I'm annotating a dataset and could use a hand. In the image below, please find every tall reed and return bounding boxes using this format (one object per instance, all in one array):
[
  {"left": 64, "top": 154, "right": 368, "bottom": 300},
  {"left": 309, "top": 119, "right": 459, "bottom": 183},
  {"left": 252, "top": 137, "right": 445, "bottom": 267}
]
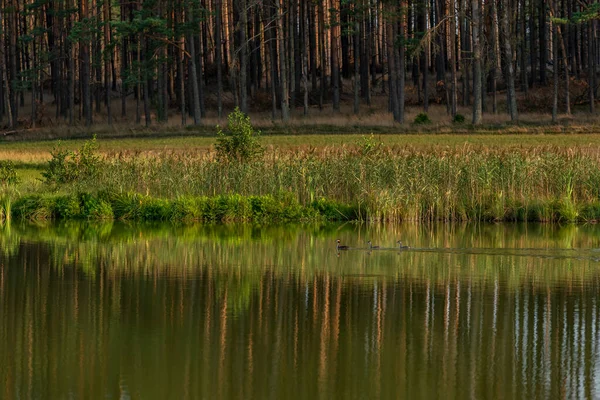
[{"left": 59, "top": 145, "right": 600, "bottom": 222}]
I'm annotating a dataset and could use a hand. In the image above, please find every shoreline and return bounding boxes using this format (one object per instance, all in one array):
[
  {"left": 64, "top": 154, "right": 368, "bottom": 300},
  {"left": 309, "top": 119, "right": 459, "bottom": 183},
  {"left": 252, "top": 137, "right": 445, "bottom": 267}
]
[{"left": 2, "top": 192, "right": 600, "bottom": 223}]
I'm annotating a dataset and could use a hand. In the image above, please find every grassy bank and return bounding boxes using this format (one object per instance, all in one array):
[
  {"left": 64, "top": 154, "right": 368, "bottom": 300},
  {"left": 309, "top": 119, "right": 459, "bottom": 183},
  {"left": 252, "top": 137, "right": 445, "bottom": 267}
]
[
  {"left": 3, "top": 192, "right": 359, "bottom": 222},
  {"left": 3, "top": 134, "right": 600, "bottom": 222}
]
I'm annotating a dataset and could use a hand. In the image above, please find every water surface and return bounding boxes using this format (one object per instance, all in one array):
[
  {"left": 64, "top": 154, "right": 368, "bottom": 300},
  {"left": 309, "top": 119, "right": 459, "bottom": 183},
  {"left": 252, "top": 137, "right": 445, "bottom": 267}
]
[{"left": 1, "top": 222, "right": 599, "bottom": 399}]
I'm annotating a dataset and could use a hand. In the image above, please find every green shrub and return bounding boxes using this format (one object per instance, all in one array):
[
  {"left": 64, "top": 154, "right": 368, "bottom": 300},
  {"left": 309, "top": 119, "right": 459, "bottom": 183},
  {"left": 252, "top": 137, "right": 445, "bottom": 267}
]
[
  {"left": 452, "top": 114, "right": 465, "bottom": 124},
  {"left": 42, "top": 144, "right": 76, "bottom": 184},
  {"left": 250, "top": 195, "right": 282, "bottom": 220},
  {"left": 0, "top": 197, "right": 11, "bottom": 221},
  {"left": 13, "top": 195, "right": 53, "bottom": 220},
  {"left": 110, "top": 192, "right": 143, "bottom": 220},
  {"left": 79, "top": 192, "right": 113, "bottom": 219},
  {"left": 215, "top": 108, "right": 263, "bottom": 163},
  {"left": 171, "top": 197, "right": 200, "bottom": 221},
  {"left": 53, "top": 195, "right": 81, "bottom": 219},
  {"left": 140, "top": 197, "right": 171, "bottom": 220},
  {"left": 356, "top": 134, "right": 383, "bottom": 156},
  {"left": 414, "top": 113, "right": 432, "bottom": 125},
  {"left": 224, "top": 195, "right": 252, "bottom": 221},
  {"left": 42, "top": 136, "right": 101, "bottom": 185},
  {"left": 311, "top": 198, "right": 360, "bottom": 221},
  {"left": 0, "top": 161, "right": 19, "bottom": 187}
]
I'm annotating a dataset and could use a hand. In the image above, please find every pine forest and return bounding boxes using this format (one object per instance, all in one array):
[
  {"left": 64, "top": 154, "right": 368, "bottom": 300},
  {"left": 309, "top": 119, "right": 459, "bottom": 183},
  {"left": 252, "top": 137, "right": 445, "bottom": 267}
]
[{"left": 0, "top": 0, "right": 598, "bottom": 129}]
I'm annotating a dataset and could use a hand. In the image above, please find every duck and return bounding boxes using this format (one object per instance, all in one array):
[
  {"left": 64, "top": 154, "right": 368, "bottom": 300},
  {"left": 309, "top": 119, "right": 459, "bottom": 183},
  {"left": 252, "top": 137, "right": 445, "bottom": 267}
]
[
  {"left": 367, "top": 241, "right": 380, "bottom": 250},
  {"left": 336, "top": 239, "right": 350, "bottom": 251},
  {"left": 397, "top": 240, "right": 409, "bottom": 249}
]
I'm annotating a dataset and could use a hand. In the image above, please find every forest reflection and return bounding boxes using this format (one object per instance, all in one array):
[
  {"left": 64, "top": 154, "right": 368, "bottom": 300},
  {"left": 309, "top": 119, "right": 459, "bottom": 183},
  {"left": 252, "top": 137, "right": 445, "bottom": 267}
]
[{"left": 1, "top": 222, "right": 599, "bottom": 399}]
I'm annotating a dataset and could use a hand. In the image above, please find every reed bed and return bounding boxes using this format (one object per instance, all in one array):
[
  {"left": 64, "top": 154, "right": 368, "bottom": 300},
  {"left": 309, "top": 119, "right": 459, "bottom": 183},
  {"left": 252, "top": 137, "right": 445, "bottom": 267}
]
[
  {"left": 46, "top": 144, "right": 600, "bottom": 222},
  {"left": 5, "top": 143, "right": 600, "bottom": 222}
]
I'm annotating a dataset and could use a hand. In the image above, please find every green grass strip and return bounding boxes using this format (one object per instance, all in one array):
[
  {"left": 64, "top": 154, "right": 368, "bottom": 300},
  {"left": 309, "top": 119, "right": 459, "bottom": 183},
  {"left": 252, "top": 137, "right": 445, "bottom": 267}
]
[
  {"left": 6, "top": 192, "right": 362, "bottom": 223},
  {"left": 4, "top": 191, "right": 600, "bottom": 223}
]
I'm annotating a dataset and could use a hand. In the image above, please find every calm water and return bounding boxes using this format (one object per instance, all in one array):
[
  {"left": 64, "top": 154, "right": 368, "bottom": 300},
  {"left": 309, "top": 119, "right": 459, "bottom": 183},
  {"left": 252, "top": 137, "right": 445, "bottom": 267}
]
[{"left": 1, "top": 222, "right": 600, "bottom": 399}]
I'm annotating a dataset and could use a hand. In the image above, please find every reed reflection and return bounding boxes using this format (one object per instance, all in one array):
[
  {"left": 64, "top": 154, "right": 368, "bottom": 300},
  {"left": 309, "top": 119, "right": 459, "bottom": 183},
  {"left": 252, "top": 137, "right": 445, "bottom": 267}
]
[{"left": 0, "top": 223, "right": 599, "bottom": 399}]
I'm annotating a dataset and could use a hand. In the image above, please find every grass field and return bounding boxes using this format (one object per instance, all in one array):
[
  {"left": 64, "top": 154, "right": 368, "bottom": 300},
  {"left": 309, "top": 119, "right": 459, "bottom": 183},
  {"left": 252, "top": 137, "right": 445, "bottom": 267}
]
[{"left": 5, "top": 133, "right": 600, "bottom": 166}]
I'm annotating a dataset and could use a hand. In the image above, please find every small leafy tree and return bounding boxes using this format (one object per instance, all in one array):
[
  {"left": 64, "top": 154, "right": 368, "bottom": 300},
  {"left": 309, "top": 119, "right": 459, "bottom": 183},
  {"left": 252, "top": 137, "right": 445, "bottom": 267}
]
[
  {"left": 414, "top": 113, "right": 432, "bottom": 125},
  {"left": 42, "top": 136, "right": 101, "bottom": 185},
  {"left": 215, "top": 108, "right": 263, "bottom": 163},
  {"left": 452, "top": 114, "right": 465, "bottom": 124},
  {"left": 356, "top": 133, "right": 383, "bottom": 157},
  {"left": 0, "top": 161, "right": 19, "bottom": 188}
]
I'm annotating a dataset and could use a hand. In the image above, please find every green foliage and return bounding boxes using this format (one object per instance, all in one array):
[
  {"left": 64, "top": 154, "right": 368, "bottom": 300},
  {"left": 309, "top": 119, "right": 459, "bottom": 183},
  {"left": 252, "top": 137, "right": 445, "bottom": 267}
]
[
  {"left": 0, "top": 197, "right": 11, "bottom": 222},
  {"left": 140, "top": 197, "right": 172, "bottom": 220},
  {"left": 6, "top": 192, "right": 329, "bottom": 222},
  {"left": 414, "top": 113, "right": 432, "bottom": 125},
  {"left": 310, "top": 199, "right": 361, "bottom": 221},
  {"left": 0, "top": 161, "right": 19, "bottom": 187},
  {"left": 42, "top": 136, "right": 101, "bottom": 185},
  {"left": 109, "top": 192, "right": 144, "bottom": 220},
  {"left": 171, "top": 197, "right": 201, "bottom": 221},
  {"left": 215, "top": 108, "right": 263, "bottom": 163},
  {"left": 573, "top": 3, "right": 600, "bottom": 23},
  {"left": 79, "top": 192, "right": 113, "bottom": 219},
  {"left": 42, "top": 144, "right": 77, "bottom": 184},
  {"left": 53, "top": 195, "right": 81, "bottom": 219},
  {"left": 356, "top": 134, "right": 383, "bottom": 156},
  {"left": 12, "top": 195, "right": 53, "bottom": 220},
  {"left": 452, "top": 114, "right": 466, "bottom": 124}
]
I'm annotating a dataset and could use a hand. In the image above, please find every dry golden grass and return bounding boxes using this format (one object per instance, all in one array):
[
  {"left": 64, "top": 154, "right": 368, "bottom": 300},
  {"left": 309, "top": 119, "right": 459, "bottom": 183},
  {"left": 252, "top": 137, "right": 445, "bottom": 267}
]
[{"left": 6, "top": 132, "right": 600, "bottom": 166}]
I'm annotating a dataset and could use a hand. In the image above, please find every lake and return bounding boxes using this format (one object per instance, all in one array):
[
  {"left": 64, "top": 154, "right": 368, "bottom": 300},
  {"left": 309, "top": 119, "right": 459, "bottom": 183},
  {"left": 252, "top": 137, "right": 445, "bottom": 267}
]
[{"left": 1, "top": 222, "right": 599, "bottom": 399}]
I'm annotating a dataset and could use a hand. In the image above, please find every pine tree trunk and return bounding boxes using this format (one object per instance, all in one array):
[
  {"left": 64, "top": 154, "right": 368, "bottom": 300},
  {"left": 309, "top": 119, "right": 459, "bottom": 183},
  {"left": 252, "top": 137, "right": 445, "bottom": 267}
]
[
  {"left": 143, "top": 37, "right": 151, "bottom": 126},
  {"left": 318, "top": 0, "right": 325, "bottom": 110},
  {"left": 31, "top": 13, "right": 37, "bottom": 128},
  {"left": 520, "top": 0, "right": 528, "bottom": 93},
  {"left": 460, "top": 0, "right": 468, "bottom": 106},
  {"left": 136, "top": 38, "right": 141, "bottom": 124},
  {"left": 589, "top": 21, "right": 595, "bottom": 113},
  {"left": 398, "top": 4, "right": 405, "bottom": 123},
  {"left": 501, "top": 0, "right": 518, "bottom": 121},
  {"left": 557, "top": 25, "right": 571, "bottom": 115},
  {"left": 81, "top": 0, "right": 92, "bottom": 126},
  {"left": 450, "top": 0, "right": 457, "bottom": 117},
  {"left": 386, "top": 12, "right": 400, "bottom": 122},
  {"left": 177, "top": 0, "right": 186, "bottom": 125},
  {"left": 94, "top": 14, "right": 102, "bottom": 115},
  {"left": 188, "top": 32, "right": 202, "bottom": 125},
  {"left": 266, "top": 0, "right": 279, "bottom": 119},
  {"left": 354, "top": 18, "right": 360, "bottom": 115},
  {"left": 552, "top": 10, "right": 558, "bottom": 123},
  {"left": 529, "top": 0, "right": 537, "bottom": 87},
  {"left": 331, "top": 1, "right": 340, "bottom": 112},
  {"left": 422, "top": 0, "right": 429, "bottom": 112},
  {"left": 361, "top": 0, "right": 370, "bottom": 104},
  {"left": 303, "top": 0, "right": 309, "bottom": 116},
  {"left": 0, "top": 3, "right": 12, "bottom": 128},
  {"left": 276, "top": 0, "right": 289, "bottom": 121},
  {"left": 309, "top": 1, "right": 317, "bottom": 91},
  {"left": 238, "top": 0, "right": 248, "bottom": 113},
  {"left": 215, "top": 0, "right": 223, "bottom": 118},
  {"left": 120, "top": 2, "right": 127, "bottom": 118},
  {"left": 471, "top": 0, "right": 482, "bottom": 124},
  {"left": 539, "top": 0, "right": 547, "bottom": 84},
  {"left": 104, "top": 0, "right": 112, "bottom": 125}
]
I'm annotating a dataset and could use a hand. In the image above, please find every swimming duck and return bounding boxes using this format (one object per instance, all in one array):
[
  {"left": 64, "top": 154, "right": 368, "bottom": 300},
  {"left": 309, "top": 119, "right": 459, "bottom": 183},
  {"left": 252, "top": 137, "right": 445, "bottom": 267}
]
[
  {"left": 397, "top": 240, "right": 409, "bottom": 249},
  {"left": 367, "top": 241, "right": 379, "bottom": 250},
  {"left": 336, "top": 239, "right": 350, "bottom": 251}
]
